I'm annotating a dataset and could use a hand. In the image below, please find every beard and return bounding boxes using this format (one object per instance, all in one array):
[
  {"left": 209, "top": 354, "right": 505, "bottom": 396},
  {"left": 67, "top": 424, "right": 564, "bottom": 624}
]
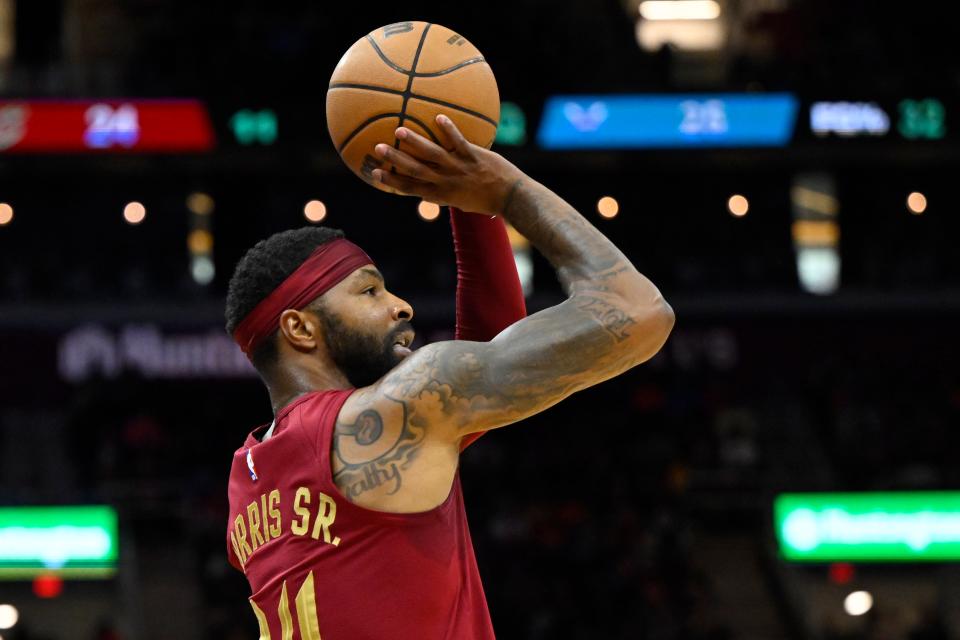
[{"left": 319, "top": 309, "right": 413, "bottom": 388}]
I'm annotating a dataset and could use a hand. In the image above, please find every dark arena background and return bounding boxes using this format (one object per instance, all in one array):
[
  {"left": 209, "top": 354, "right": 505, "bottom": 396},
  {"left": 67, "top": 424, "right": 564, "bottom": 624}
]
[{"left": 2, "top": 1, "right": 960, "bottom": 639}]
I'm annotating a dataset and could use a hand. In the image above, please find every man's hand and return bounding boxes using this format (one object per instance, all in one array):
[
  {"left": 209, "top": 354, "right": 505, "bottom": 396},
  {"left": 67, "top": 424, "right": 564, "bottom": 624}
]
[{"left": 371, "top": 114, "right": 525, "bottom": 216}]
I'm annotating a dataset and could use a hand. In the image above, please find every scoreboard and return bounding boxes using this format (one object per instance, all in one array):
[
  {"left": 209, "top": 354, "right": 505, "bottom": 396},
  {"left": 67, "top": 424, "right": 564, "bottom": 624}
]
[
  {"left": 0, "top": 94, "right": 950, "bottom": 155},
  {"left": 0, "top": 100, "right": 214, "bottom": 153},
  {"left": 536, "top": 93, "right": 950, "bottom": 149},
  {"left": 537, "top": 93, "right": 799, "bottom": 149}
]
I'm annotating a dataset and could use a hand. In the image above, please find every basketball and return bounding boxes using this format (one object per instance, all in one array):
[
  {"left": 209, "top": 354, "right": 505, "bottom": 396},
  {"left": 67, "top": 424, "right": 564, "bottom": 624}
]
[{"left": 326, "top": 21, "right": 500, "bottom": 192}]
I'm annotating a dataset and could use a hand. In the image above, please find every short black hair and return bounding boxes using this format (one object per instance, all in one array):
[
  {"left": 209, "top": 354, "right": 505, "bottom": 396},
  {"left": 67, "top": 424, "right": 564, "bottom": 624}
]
[{"left": 225, "top": 226, "right": 345, "bottom": 371}]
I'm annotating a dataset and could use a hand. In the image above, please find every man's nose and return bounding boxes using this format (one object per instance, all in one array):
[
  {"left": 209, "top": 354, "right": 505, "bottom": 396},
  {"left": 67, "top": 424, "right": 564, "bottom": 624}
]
[{"left": 391, "top": 296, "right": 414, "bottom": 322}]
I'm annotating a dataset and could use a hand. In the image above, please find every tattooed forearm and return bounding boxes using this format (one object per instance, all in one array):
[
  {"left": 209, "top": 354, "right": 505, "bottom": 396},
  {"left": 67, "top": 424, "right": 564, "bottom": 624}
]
[
  {"left": 575, "top": 295, "right": 638, "bottom": 342},
  {"left": 501, "top": 180, "right": 627, "bottom": 291}
]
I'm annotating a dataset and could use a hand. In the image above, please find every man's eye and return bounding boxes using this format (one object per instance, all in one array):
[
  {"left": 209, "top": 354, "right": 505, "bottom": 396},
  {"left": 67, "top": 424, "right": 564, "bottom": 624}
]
[{"left": 363, "top": 288, "right": 376, "bottom": 295}]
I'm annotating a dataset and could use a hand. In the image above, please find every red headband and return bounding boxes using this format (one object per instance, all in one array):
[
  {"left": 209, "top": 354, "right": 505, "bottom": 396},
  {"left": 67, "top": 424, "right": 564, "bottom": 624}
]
[{"left": 233, "top": 238, "right": 375, "bottom": 358}]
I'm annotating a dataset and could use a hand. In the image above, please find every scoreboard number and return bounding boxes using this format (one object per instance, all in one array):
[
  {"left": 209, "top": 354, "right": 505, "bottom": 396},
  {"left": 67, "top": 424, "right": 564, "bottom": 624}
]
[{"left": 84, "top": 103, "right": 140, "bottom": 149}]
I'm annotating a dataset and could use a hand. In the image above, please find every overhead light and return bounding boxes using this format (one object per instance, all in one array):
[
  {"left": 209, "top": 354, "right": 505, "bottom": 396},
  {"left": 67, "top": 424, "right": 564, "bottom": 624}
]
[
  {"left": 191, "top": 255, "right": 215, "bottom": 285},
  {"left": 635, "top": 18, "right": 725, "bottom": 51},
  {"left": 796, "top": 247, "right": 840, "bottom": 295},
  {"left": 32, "top": 573, "right": 64, "bottom": 599},
  {"left": 844, "top": 591, "right": 873, "bottom": 617},
  {"left": 187, "top": 229, "right": 213, "bottom": 255},
  {"left": 791, "top": 221, "right": 839, "bottom": 245},
  {"left": 0, "top": 203, "right": 12, "bottom": 226},
  {"left": 639, "top": 0, "right": 721, "bottom": 21},
  {"left": 0, "top": 604, "right": 17, "bottom": 630},
  {"left": 186, "top": 192, "right": 214, "bottom": 216},
  {"left": 123, "top": 202, "right": 146, "bottom": 225},
  {"left": 907, "top": 191, "right": 927, "bottom": 215},
  {"left": 791, "top": 186, "right": 839, "bottom": 216},
  {"left": 597, "top": 196, "right": 619, "bottom": 219},
  {"left": 417, "top": 200, "right": 441, "bottom": 221},
  {"left": 728, "top": 194, "right": 749, "bottom": 217},
  {"left": 304, "top": 200, "right": 327, "bottom": 223}
]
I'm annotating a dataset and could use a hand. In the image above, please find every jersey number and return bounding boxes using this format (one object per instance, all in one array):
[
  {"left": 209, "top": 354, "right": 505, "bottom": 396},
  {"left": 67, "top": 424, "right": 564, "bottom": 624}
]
[{"left": 249, "top": 571, "right": 322, "bottom": 639}]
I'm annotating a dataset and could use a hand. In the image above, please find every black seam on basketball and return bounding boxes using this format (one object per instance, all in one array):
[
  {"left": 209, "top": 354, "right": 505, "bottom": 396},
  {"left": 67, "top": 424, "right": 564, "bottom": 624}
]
[
  {"left": 413, "top": 57, "right": 486, "bottom": 77},
  {"left": 397, "top": 114, "right": 442, "bottom": 145},
  {"left": 335, "top": 112, "right": 442, "bottom": 156},
  {"left": 395, "top": 23, "right": 432, "bottom": 150},
  {"left": 407, "top": 95, "right": 498, "bottom": 128},
  {"left": 329, "top": 83, "right": 498, "bottom": 128},
  {"left": 337, "top": 113, "right": 404, "bottom": 153},
  {"left": 328, "top": 83, "right": 405, "bottom": 96},
  {"left": 365, "top": 35, "right": 411, "bottom": 74}
]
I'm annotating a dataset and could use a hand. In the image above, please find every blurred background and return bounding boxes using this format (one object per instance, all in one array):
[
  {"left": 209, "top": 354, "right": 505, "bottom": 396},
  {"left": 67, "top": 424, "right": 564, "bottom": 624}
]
[{"left": 1, "top": 0, "right": 960, "bottom": 638}]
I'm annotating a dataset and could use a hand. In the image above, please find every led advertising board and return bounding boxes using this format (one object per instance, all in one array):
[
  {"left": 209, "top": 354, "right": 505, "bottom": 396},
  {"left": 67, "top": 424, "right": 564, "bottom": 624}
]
[
  {"left": 537, "top": 93, "right": 798, "bottom": 149},
  {"left": 0, "top": 100, "right": 215, "bottom": 153},
  {"left": 0, "top": 506, "right": 118, "bottom": 578},
  {"left": 775, "top": 492, "right": 960, "bottom": 562}
]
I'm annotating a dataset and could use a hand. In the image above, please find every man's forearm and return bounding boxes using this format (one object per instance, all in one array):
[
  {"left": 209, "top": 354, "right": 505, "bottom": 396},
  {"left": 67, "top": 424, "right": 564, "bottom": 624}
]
[{"left": 500, "top": 178, "right": 647, "bottom": 300}]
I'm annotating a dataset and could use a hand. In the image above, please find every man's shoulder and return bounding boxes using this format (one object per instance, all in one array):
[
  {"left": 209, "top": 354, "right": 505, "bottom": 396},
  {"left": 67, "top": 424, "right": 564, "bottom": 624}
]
[{"left": 283, "top": 388, "right": 356, "bottom": 428}]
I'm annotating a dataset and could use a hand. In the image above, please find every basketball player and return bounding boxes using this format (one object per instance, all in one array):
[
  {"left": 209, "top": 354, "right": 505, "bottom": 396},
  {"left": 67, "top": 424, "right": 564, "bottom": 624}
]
[{"left": 224, "top": 115, "right": 674, "bottom": 639}]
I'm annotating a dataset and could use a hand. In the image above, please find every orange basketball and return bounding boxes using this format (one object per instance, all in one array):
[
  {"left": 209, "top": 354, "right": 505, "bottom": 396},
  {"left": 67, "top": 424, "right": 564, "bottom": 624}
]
[{"left": 326, "top": 21, "right": 500, "bottom": 192}]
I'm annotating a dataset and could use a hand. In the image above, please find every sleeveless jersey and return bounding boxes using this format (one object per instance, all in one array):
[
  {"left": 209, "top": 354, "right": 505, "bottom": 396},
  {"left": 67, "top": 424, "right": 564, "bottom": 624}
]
[{"left": 226, "top": 389, "right": 495, "bottom": 639}]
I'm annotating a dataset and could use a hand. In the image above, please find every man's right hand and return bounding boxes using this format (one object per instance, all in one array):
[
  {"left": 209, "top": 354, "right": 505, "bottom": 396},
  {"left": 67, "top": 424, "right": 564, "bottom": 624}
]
[{"left": 371, "top": 114, "right": 525, "bottom": 216}]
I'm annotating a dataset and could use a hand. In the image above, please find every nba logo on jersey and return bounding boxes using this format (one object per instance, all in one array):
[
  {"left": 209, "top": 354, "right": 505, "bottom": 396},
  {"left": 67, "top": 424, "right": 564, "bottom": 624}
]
[{"left": 246, "top": 448, "right": 258, "bottom": 482}]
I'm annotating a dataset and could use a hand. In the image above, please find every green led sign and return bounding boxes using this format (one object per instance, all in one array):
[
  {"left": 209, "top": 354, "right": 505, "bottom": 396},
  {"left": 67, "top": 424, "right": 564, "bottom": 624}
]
[
  {"left": 898, "top": 99, "right": 945, "bottom": 139},
  {"left": 495, "top": 101, "right": 526, "bottom": 146},
  {"left": 0, "top": 506, "right": 118, "bottom": 578},
  {"left": 230, "top": 109, "right": 278, "bottom": 145},
  {"left": 775, "top": 492, "right": 960, "bottom": 562}
]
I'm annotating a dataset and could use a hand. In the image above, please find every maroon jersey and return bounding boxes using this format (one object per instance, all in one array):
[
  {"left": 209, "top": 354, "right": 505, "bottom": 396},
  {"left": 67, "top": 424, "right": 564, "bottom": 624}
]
[{"left": 226, "top": 389, "right": 495, "bottom": 640}]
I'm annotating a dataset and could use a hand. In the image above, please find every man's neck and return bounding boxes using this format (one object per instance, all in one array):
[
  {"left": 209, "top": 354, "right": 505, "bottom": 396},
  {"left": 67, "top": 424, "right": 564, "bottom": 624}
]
[{"left": 267, "top": 365, "right": 352, "bottom": 416}]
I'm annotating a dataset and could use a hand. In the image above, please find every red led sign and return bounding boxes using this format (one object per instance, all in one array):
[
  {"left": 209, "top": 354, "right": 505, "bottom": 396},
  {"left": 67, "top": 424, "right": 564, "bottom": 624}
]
[{"left": 0, "top": 99, "right": 215, "bottom": 153}]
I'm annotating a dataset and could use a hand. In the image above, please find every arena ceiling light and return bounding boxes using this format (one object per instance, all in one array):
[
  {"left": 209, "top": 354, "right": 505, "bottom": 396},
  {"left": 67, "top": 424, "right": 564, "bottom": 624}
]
[
  {"left": 907, "top": 192, "right": 927, "bottom": 215},
  {"left": 727, "top": 195, "right": 749, "bottom": 217},
  {"left": 304, "top": 200, "right": 327, "bottom": 223},
  {"left": 417, "top": 201, "right": 441, "bottom": 221},
  {"left": 844, "top": 591, "right": 873, "bottom": 616},
  {"left": 597, "top": 196, "right": 619, "bottom": 219},
  {"left": 0, "top": 604, "right": 17, "bottom": 630},
  {"left": 123, "top": 202, "right": 146, "bottom": 225},
  {"left": 639, "top": 0, "right": 721, "bottom": 21}
]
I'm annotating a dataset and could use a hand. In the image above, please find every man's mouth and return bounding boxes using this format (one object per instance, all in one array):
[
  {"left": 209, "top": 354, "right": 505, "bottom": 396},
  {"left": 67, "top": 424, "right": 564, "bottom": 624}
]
[{"left": 392, "top": 331, "right": 415, "bottom": 357}]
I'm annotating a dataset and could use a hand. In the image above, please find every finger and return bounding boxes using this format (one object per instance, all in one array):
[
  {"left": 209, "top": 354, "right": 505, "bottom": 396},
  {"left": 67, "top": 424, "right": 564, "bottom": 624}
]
[
  {"left": 375, "top": 144, "right": 439, "bottom": 182},
  {"left": 371, "top": 168, "right": 439, "bottom": 200},
  {"left": 395, "top": 127, "right": 447, "bottom": 164},
  {"left": 434, "top": 114, "right": 470, "bottom": 157}
]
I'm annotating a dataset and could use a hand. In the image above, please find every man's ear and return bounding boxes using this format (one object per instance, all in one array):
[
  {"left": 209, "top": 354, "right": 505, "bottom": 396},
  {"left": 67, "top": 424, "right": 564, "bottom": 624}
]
[{"left": 278, "top": 309, "right": 320, "bottom": 353}]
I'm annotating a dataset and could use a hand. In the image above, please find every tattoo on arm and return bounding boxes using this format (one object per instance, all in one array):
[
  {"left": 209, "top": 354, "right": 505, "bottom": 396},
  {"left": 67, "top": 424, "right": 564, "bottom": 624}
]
[
  {"left": 501, "top": 181, "right": 625, "bottom": 291},
  {"left": 377, "top": 288, "right": 649, "bottom": 435},
  {"left": 349, "top": 183, "right": 671, "bottom": 443},
  {"left": 575, "top": 295, "right": 637, "bottom": 342},
  {"left": 332, "top": 398, "right": 426, "bottom": 499}
]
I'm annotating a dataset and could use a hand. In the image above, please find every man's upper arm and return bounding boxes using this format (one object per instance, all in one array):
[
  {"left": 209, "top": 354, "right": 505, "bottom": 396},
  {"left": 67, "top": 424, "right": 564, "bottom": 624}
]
[{"left": 371, "top": 290, "right": 673, "bottom": 439}]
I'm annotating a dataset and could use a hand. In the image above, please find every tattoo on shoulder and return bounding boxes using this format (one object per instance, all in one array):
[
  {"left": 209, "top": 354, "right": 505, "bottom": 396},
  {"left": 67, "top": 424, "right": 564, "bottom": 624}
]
[{"left": 332, "top": 396, "right": 426, "bottom": 500}]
